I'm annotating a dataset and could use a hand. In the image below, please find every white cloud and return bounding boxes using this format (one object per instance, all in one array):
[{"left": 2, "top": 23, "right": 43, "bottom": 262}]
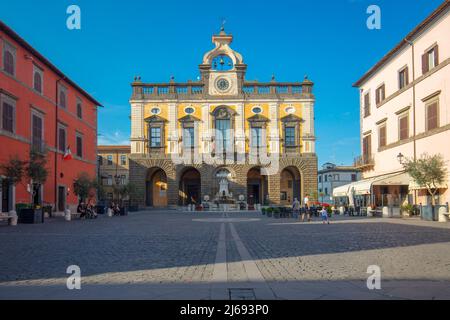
[{"left": 98, "top": 131, "right": 130, "bottom": 146}]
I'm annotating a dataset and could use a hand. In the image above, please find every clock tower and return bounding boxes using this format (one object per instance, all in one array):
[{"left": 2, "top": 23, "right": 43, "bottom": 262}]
[{"left": 199, "top": 26, "right": 247, "bottom": 97}]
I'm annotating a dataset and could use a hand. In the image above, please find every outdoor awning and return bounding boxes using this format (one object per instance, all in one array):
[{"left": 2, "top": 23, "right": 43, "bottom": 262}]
[
  {"left": 332, "top": 184, "right": 352, "bottom": 197},
  {"left": 409, "top": 181, "right": 448, "bottom": 190},
  {"left": 351, "top": 177, "right": 379, "bottom": 195},
  {"left": 372, "top": 172, "right": 411, "bottom": 186},
  {"left": 335, "top": 172, "right": 412, "bottom": 197}
]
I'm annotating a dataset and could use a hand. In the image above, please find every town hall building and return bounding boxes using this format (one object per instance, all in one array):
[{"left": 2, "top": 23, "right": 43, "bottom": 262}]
[{"left": 129, "top": 27, "right": 317, "bottom": 209}]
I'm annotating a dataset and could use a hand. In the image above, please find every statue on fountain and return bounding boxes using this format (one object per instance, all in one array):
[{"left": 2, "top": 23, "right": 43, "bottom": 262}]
[{"left": 219, "top": 178, "right": 230, "bottom": 199}]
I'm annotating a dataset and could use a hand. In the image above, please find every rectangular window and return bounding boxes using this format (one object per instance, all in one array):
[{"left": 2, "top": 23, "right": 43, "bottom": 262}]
[
  {"left": 107, "top": 176, "right": 113, "bottom": 186},
  {"left": 150, "top": 127, "right": 161, "bottom": 147},
  {"left": 284, "top": 127, "right": 296, "bottom": 147},
  {"left": 183, "top": 127, "right": 195, "bottom": 148},
  {"left": 423, "top": 45, "right": 439, "bottom": 74},
  {"left": 251, "top": 127, "right": 263, "bottom": 148},
  {"left": 318, "top": 176, "right": 322, "bottom": 183},
  {"left": 325, "top": 188, "right": 328, "bottom": 195},
  {"left": 399, "top": 67, "right": 409, "bottom": 90},
  {"left": 363, "top": 135, "right": 371, "bottom": 162},
  {"left": 76, "top": 134, "right": 83, "bottom": 158},
  {"left": 58, "top": 126, "right": 66, "bottom": 152},
  {"left": 399, "top": 114, "right": 409, "bottom": 141},
  {"left": 426, "top": 101, "right": 439, "bottom": 131},
  {"left": 215, "top": 119, "right": 231, "bottom": 152},
  {"left": 1, "top": 96, "right": 15, "bottom": 133},
  {"left": 76, "top": 98, "right": 83, "bottom": 119},
  {"left": 32, "top": 113, "right": 43, "bottom": 147},
  {"left": 120, "top": 155, "right": 127, "bottom": 166},
  {"left": 107, "top": 155, "right": 113, "bottom": 166},
  {"left": 351, "top": 174, "right": 357, "bottom": 182},
  {"left": 378, "top": 125, "right": 387, "bottom": 148},
  {"left": 98, "top": 156, "right": 103, "bottom": 166},
  {"left": 364, "top": 92, "right": 370, "bottom": 117},
  {"left": 3, "top": 41, "right": 16, "bottom": 76},
  {"left": 120, "top": 175, "right": 126, "bottom": 185},
  {"left": 375, "top": 84, "right": 385, "bottom": 105}
]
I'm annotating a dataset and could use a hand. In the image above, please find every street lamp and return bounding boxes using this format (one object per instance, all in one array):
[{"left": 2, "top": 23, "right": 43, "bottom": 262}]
[{"left": 397, "top": 152, "right": 405, "bottom": 165}]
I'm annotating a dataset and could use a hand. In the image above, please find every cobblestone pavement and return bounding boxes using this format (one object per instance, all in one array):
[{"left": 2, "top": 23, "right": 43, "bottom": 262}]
[{"left": 0, "top": 211, "right": 450, "bottom": 299}]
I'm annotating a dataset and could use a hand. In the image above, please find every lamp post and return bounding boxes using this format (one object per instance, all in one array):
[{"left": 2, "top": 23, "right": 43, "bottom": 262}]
[
  {"left": 114, "top": 174, "right": 121, "bottom": 203},
  {"left": 397, "top": 152, "right": 405, "bottom": 165}
]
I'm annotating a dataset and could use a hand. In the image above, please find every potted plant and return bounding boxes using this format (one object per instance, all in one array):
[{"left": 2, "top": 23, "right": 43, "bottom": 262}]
[
  {"left": 267, "top": 207, "right": 273, "bottom": 217},
  {"left": 401, "top": 204, "right": 414, "bottom": 217},
  {"left": 273, "top": 207, "right": 281, "bottom": 219},
  {"left": 261, "top": 208, "right": 267, "bottom": 215}
]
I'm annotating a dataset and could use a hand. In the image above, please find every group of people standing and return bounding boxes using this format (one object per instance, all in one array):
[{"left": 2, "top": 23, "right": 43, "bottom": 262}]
[{"left": 292, "top": 195, "right": 330, "bottom": 224}]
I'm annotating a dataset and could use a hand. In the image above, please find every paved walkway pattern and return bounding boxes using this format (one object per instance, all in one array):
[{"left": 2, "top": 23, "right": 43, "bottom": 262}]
[{"left": 1, "top": 211, "right": 450, "bottom": 299}]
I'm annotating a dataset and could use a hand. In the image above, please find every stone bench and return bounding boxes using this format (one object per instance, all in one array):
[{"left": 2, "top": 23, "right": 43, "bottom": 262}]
[{"left": 0, "top": 211, "right": 18, "bottom": 226}]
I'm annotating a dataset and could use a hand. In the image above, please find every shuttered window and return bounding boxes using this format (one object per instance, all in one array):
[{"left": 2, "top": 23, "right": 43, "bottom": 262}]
[
  {"left": 426, "top": 101, "right": 439, "bottom": 131},
  {"left": 2, "top": 100, "right": 15, "bottom": 133},
  {"left": 58, "top": 127, "right": 66, "bottom": 152},
  {"left": 399, "top": 114, "right": 409, "bottom": 141},
  {"left": 379, "top": 125, "right": 387, "bottom": 148},
  {"left": 76, "top": 135, "right": 83, "bottom": 158},
  {"left": 363, "top": 135, "right": 371, "bottom": 161},
  {"left": 399, "top": 67, "right": 409, "bottom": 90},
  {"left": 376, "top": 85, "right": 385, "bottom": 105},
  {"left": 3, "top": 43, "right": 16, "bottom": 76},
  {"left": 364, "top": 93, "right": 370, "bottom": 117},
  {"left": 422, "top": 45, "right": 439, "bottom": 74}
]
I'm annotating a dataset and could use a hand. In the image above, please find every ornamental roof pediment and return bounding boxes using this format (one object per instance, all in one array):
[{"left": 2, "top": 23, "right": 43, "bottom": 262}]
[
  {"left": 281, "top": 114, "right": 303, "bottom": 123},
  {"left": 144, "top": 115, "right": 168, "bottom": 123},
  {"left": 247, "top": 114, "right": 269, "bottom": 122},
  {"left": 179, "top": 115, "right": 201, "bottom": 122}
]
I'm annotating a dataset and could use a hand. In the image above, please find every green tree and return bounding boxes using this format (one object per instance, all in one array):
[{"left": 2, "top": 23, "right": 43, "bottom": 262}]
[
  {"left": 403, "top": 153, "right": 447, "bottom": 206},
  {"left": 73, "top": 172, "right": 94, "bottom": 204},
  {"left": 27, "top": 150, "right": 48, "bottom": 206},
  {"left": 0, "top": 155, "right": 26, "bottom": 186},
  {"left": 93, "top": 178, "right": 106, "bottom": 201}
]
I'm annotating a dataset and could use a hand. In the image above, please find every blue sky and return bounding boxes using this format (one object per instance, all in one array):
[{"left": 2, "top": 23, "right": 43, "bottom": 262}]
[{"left": 1, "top": 0, "right": 444, "bottom": 166}]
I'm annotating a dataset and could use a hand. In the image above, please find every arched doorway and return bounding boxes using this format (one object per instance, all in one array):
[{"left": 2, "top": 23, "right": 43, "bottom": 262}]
[
  {"left": 146, "top": 168, "right": 168, "bottom": 207},
  {"left": 179, "top": 168, "right": 201, "bottom": 205},
  {"left": 247, "top": 167, "right": 268, "bottom": 206},
  {"left": 280, "top": 167, "right": 301, "bottom": 206}
]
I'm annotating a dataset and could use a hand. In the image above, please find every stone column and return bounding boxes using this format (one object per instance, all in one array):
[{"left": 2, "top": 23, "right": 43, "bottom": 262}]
[
  {"left": 166, "top": 168, "right": 178, "bottom": 207},
  {"left": 130, "top": 103, "right": 144, "bottom": 154},
  {"left": 168, "top": 103, "right": 179, "bottom": 155},
  {"left": 269, "top": 102, "right": 280, "bottom": 154},
  {"left": 201, "top": 103, "right": 212, "bottom": 153},
  {"left": 267, "top": 172, "right": 281, "bottom": 205},
  {"left": 128, "top": 158, "right": 147, "bottom": 207},
  {"left": 235, "top": 103, "right": 246, "bottom": 155},
  {"left": 302, "top": 102, "right": 315, "bottom": 153}
]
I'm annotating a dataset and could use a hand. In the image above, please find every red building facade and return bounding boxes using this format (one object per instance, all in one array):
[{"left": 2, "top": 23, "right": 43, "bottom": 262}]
[{"left": 0, "top": 21, "right": 101, "bottom": 214}]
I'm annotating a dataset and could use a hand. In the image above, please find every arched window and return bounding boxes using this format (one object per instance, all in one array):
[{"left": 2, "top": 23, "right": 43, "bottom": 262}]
[
  {"left": 211, "top": 54, "right": 233, "bottom": 71},
  {"left": 4, "top": 50, "right": 15, "bottom": 76},
  {"left": 34, "top": 70, "right": 42, "bottom": 93}
]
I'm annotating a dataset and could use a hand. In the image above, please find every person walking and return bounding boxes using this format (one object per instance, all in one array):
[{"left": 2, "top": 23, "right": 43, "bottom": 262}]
[
  {"left": 321, "top": 207, "right": 330, "bottom": 224},
  {"left": 292, "top": 198, "right": 301, "bottom": 220}
]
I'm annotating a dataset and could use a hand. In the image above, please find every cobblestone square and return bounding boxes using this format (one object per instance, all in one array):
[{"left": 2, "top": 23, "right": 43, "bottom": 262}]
[{"left": 1, "top": 211, "right": 450, "bottom": 300}]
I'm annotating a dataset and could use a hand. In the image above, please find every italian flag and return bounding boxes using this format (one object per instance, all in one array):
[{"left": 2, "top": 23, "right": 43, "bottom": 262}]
[{"left": 63, "top": 147, "right": 72, "bottom": 161}]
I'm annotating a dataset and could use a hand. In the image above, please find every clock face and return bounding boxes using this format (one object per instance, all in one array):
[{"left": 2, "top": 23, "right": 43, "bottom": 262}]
[{"left": 216, "top": 78, "right": 230, "bottom": 91}]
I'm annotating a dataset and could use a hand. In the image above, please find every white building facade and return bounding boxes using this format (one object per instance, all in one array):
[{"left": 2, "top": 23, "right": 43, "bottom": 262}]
[{"left": 353, "top": 1, "right": 450, "bottom": 210}]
